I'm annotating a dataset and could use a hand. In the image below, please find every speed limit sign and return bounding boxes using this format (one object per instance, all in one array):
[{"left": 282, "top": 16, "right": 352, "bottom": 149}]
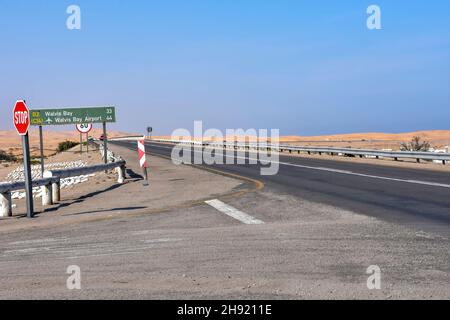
[{"left": 76, "top": 123, "right": 93, "bottom": 133}]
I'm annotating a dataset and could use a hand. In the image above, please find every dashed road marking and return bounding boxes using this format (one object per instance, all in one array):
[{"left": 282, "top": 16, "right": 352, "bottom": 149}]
[{"left": 205, "top": 199, "right": 264, "bottom": 225}]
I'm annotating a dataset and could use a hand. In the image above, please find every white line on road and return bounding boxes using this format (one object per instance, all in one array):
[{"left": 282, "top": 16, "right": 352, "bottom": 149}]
[
  {"left": 205, "top": 199, "right": 264, "bottom": 225},
  {"left": 147, "top": 143, "right": 450, "bottom": 189}
]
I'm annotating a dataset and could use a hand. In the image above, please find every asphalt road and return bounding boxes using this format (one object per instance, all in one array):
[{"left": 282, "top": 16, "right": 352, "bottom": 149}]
[
  {"left": 115, "top": 141, "right": 450, "bottom": 238},
  {"left": 1, "top": 141, "right": 449, "bottom": 299}
]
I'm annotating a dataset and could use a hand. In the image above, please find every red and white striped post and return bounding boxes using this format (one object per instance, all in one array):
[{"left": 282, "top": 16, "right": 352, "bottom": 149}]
[{"left": 138, "top": 139, "right": 149, "bottom": 186}]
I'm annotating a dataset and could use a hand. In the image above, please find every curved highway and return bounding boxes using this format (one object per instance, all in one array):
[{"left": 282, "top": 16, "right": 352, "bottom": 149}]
[{"left": 113, "top": 141, "right": 450, "bottom": 238}]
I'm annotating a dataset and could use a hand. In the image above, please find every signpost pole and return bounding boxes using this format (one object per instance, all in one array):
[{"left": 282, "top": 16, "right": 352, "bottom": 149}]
[
  {"left": 143, "top": 167, "right": 149, "bottom": 186},
  {"left": 39, "top": 125, "right": 44, "bottom": 178},
  {"left": 86, "top": 133, "right": 89, "bottom": 153},
  {"left": 14, "top": 100, "right": 33, "bottom": 218},
  {"left": 102, "top": 122, "right": 108, "bottom": 164},
  {"left": 22, "top": 132, "right": 34, "bottom": 218}
]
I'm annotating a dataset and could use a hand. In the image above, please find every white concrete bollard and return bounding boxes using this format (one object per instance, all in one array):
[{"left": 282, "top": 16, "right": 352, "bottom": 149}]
[
  {"left": 52, "top": 181, "right": 61, "bottom": 202},
  {"left": 117, "top": 165, "right": 126, "bottom": 184},
  {"left": 44, "top": 171, "right": 61, "bottom": 203},
  {"left": 41, "top": 183, "right": 53, "bottom": 206},
  {"left": 0, "top": 192, "right": 12, "bottom": 218}
]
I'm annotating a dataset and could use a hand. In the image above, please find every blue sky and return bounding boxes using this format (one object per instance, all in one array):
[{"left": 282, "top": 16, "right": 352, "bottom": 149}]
[{"left": 0, "top": 0, "right": 449, "bottom": 136}]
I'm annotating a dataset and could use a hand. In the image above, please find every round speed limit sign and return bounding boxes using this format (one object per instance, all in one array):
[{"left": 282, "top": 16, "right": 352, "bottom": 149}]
[{"left": 76, "top": 123, "right": 93, "bottom": 134}]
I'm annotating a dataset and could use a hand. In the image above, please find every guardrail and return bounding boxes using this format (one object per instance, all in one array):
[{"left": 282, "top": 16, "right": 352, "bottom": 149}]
[
  {"left": 0, "top": 161, "right": 126, "bottom": 218},
  {"left": 148, "top": 139, "right": 450, "bottom": 165},
  {"left": 108, "top": 136, "right": 146, "bottom": 142}
]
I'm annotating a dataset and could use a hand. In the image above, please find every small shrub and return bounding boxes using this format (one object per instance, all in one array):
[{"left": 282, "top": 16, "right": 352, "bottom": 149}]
[
  {"left": 57, "top": 140, "right": 80, "bottom": 153},
  {"left": 0, "top": 150, "right": 17, "bottom": 162},
  {"left": 400, "top": 136, "right": 431, "bottom": 152}
]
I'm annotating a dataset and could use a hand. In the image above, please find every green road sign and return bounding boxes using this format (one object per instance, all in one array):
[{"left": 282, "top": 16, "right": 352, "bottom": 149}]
[{"left": 30, "top": 106, "right": 116, "bottom": 126}]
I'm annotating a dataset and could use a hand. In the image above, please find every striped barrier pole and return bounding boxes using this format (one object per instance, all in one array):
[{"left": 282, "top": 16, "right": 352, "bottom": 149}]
[{"left": 138, "top": 139, "right": 149, "bottom": 186}]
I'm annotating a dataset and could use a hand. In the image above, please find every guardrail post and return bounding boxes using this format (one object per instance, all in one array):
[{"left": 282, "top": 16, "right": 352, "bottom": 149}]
[
  {"left": 52, "top": 181, "right": 61, "bottom": 202},
  {"left": 443, "top": 160, "right": 446, "bottom": 165},
  {"left": 416, "top": 158, "right": 420, "bottom": 163},
  {"left": 0, "top": 191, "right": 12, "bottom": 218},
  {"left": 41, "top": 182, "right": 53, "bottom": 206},
  {"left": 117, "top": 165, "right": 126, "bottom": 183},
  {"left": 44, "top": 171, "right": 61, "bottom": 203}
]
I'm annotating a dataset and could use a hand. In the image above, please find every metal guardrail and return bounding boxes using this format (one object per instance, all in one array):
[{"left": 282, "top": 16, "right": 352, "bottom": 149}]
[
  {"left": 148, "top": 138, "right": 450, "bottom": 164},
  {"left": 0, "top": 177, "right": 60, "bottom": 194},
  {"left": 108, "top": 136, "right": 146, "bottom": 142},
  {"left": 47, "top": 161, "right": 126, "bottom": 179},
  {"left": 0, "top": 161, "right": 126, "bottom": 218}
]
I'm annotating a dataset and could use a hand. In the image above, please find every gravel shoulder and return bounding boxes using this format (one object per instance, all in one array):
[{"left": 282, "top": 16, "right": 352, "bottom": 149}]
[
  {"left": 0, "top": 143, "right": 244, "bottom": 233},
  {"left": 0, "top": 184, "right": 448, "bottom": 299}
]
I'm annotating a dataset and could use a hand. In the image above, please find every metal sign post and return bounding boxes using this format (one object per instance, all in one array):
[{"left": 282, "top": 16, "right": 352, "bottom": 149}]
[
  {"left": 13, "top": 100, "right": 34, "bottom": 218},
  {"left": 147, "top": 127, "right": 153, "bottom": 139},
  {"left": 22, "top": 133, "right": 34, "bottom": 218},
  {"left": 103, "top": 122, "right": 108, "bottom": 164},
  {"left": 80, "top": 133, "right": 83, "bottom": 154},
  {"left": 76, "top": 123, "right": 93, "bottom": 155},
  {"left": 39, "top": 125, "right": 45, "bottom": 178}
]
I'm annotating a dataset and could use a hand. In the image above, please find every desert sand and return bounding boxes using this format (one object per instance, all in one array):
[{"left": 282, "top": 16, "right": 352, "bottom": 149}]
[
  {"left": 2, "top": 130, "right": 449, "bottom": 161},
  {"left": 0, "top": 129, "right": 134, "bottom": 158}
]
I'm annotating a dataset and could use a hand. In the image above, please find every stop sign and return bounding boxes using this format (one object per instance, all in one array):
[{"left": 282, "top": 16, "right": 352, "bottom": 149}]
[{"left": 13, "top": 100, "right": 30, "bottom": 136}]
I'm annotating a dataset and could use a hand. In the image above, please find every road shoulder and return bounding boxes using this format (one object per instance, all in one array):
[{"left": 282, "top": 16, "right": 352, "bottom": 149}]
[{"left": 0, "top": 144, "right": 248, "bottom": 233}]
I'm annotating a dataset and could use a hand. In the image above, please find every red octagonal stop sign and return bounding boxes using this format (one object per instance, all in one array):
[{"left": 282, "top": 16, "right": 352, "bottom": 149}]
[{"left": 13, "top": 100, "right": 30, "bottom": 136}]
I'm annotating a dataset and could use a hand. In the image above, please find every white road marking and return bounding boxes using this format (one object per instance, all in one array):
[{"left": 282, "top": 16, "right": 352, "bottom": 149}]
[
  {"left": 65, "top": 250, "right": 153, "bottom": 260},
  {"left": 8, "top": 238, "right": 68, "bottom": 246},
  {"left": 3, "top": 247, "right": 52, "bottom": 255},
  {"left": 205, "top": 199, "right": 264, "bottom": 225},
  {"left": 270, "top": 161, "right": 450, "bottom": 188},
  {"left": 147, "top": 143, "right": 450, "bottom": 189},
  {"left": 143, "top": 238, "right": 184, "bottom": 244}
]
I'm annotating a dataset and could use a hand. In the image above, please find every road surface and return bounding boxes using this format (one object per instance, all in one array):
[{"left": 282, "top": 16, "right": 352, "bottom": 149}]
[
  {"left": 0, "top": 140, "right": 449, "bottom": 299},
  {"left": 116, "top": 141, "right": 450, "bottom": 238}
]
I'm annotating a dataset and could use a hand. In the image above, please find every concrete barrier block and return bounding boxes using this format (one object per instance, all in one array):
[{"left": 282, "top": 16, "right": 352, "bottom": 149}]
[{"left": 0, "top": 192, "right": 12, "bottom": 218}]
